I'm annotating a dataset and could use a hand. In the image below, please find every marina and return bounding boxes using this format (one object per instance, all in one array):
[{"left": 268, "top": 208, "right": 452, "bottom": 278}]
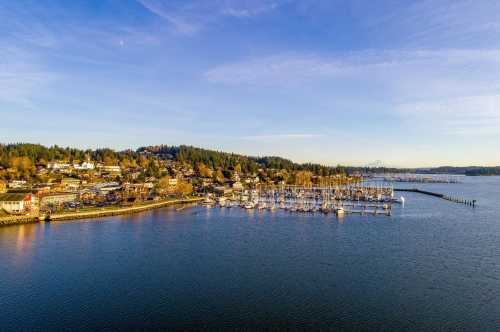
[{"left": 202, "top": 184, "right": 403, "bottom": 216}]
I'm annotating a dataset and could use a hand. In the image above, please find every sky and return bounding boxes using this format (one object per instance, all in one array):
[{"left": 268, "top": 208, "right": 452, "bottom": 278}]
[{"left": 1, "top": 0, "right": 500, "bottom": 167}]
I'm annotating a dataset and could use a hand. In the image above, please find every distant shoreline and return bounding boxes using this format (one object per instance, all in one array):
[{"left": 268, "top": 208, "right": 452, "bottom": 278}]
[{"left": 0, "top": 197, "right": 203, "bottom": 227}]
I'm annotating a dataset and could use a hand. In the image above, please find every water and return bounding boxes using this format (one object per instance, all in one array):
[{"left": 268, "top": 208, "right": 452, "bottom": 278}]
[{"left": 1, "top": 177, "right": 499, "bottom": 331}]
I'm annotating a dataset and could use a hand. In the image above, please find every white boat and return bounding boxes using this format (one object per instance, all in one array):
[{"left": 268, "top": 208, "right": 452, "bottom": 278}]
[
  {"left": 201, "top": 197, "right": 215, "bottom": 206},
  {"left": 244, "top": 202, "right": 255, "bottom": 209}
]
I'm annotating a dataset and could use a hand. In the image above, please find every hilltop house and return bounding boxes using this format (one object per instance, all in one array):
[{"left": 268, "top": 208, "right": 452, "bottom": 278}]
[
  {"left": 47, "top": 162, "right": 71, "bottom": 170},
  {"left": 73, "top": 161, "right": 95, "bottom": 170}
]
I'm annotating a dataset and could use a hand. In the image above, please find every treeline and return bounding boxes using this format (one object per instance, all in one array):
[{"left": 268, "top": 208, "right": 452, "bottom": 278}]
[
  {"left": 138, "top": 145, "right": 347, "bottom": 176},
  {"left": 464, "top": 167, "right": 500, "bottom": 176},
  {"left": 0, "top": 143, "right": 160, "bottom": 181},
  {"left": 140, "top": 145, "right": 260, "bottom": 174},
  {"left": 0, "top": 143, "right": 147, "bottom": 167},
  {"left": 414, "top": 166, "right": 500, "bottom": 176}
]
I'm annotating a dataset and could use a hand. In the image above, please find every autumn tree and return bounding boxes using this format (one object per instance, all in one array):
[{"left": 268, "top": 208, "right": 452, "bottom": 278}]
[
  {"left": 234, "top": 163, "right": 242, "bottom": 174},
  {"left": 213, "top": 168, "right": 225, "bottom": 184},
  {"left": 175, "top": 179, "right": 193, "bottom": 196},
  {"left": 196, "top": 162, "right": 213, "bottom": 177},
  {"left": 293, "top": 171, "right": 313, "bottom": 186},
  {"left": 156, "top": 175, "right": 174, "bottom": 196}
]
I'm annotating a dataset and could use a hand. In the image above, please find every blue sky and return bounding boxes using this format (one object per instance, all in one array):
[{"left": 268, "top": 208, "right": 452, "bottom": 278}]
[{"left": 1, "top": 0, "right": 500, "bottom": 167}]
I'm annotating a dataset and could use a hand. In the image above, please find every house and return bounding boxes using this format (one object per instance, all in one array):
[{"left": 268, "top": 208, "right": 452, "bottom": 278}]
[
  {"left": 61, "top": 178, "right": 81, "bottom": 190},
  {"left": 213, "top": 186, "right": 233, "bottom": 197},
  {"left": 8, "top": 180, "right": 27, "bottom": 189},
  {"left": 99, "top": 165, "right": 122, "bottom": 174},
  {"left": 232, "top": 181, "right": 244, "bottom": 190},
  {"left": 47, "top": 162, "right": 71, "bottom": 170},
  {"left": 36, "top": 166, "right": 48, "bottom": 175},
  {"left": 97, "top": 184, "right": 122, "bottom": 195},
  {"left": 0, "top": 192, "right": 34, "bottom": 214},
  {"left": 73, "top": 162, "right": 95, "bottom": 170}
]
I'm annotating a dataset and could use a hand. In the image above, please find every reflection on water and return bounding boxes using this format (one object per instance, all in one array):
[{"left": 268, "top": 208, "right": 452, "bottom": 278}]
[{"left": 0, "top": 176, "right": 500, "bottom": 331}]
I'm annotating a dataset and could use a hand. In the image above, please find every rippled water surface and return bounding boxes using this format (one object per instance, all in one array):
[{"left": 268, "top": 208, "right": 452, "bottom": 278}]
[{"left": 1, "top": 177, "right": 500, "bottom": 331}]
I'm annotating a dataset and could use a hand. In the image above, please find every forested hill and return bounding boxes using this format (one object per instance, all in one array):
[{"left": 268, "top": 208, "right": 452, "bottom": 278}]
[
  {"left": 414, "top": 166, "right": 500, "bottom": 176},
  {"left": 2, "top": 143, "right": 498, "bottom": 177},
  {"left": 0, "top": 143, "right": 141, "bottom": 167},
  {"left": 137, "top": 145, "right": 346, "bottom": 176},
  {"left": 0, "top": 143, "right": 346, "bottom": 177}
]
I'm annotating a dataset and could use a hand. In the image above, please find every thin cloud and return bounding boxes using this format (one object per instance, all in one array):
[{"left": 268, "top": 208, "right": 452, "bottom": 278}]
[
  {"left": 358, "top": 0, "right": 500, "bottom": 48},
  {"left": 397, "top": 94, "right": 500, "bottom": 136},
  {"left": 0, "top": 47, "right": 57, "bottom": 107},
  {"left": 206, "top": 49, "right": 500, "bottom": 137},
  {"left": 137, "top": 0, "right": 283, "bottom": 35},
  {"left": 221, "top": 2, "right": 279, "bottom": 18},
  {"left": 204, "top": 50, "right": 500, "bottom": 86},
  {"left": 240, "top": 134, "right": 325, "bottom": 141}
]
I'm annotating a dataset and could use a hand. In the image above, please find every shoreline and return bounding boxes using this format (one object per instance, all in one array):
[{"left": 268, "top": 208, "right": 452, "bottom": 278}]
[{"left": 0, "top": 197, "right": 203, "bottom": 227}]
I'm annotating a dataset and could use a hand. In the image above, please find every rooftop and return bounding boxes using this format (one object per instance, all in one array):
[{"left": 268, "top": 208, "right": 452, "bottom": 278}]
[{"left": 0, "top": 193, "right": 28, "bottom": 202}]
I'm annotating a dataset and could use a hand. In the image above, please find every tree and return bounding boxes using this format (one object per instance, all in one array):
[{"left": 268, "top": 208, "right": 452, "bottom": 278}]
[
  {"left": 157, "top": 175, "right": 173, "bottom": 195},
  {"left": 196, "top": 162, "right": 213, "bottom": 177},
  {"left": 213, "top": 168, "right": 225, "bottom": 184},
  {"left": 138, "top": 155, "right": 149, "bottom": 169},
  {"left": 175, "top": 179, "right": 193, "bottom": 196},
  {"left": 293, "top": 171, "right": 313, "bottom": 186},
  {"left": 234, "top": 163, "right": 242, "bottom": 174}
]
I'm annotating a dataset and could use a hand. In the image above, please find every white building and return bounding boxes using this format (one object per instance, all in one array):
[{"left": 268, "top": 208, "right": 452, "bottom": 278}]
[
  {"left": 98, "top": 165, "right": 122, "bottom": 173},
  {"left": 73, "top": 161, "right": 95, "bottom": 170},
  {"left": 8, "top": 180, "right": 27, "bottom": 189},
  {"left": 0, "top": 193, "right": 33, "bottom": 214},
  {"left": 232, "top": 181, "right": 244, "bottom": 190},
  {"left": 47, "top": 162, "right": 71, "bottom": 170}
]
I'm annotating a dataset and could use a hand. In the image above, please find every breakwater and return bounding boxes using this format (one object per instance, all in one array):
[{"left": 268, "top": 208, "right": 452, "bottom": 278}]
[{"left": 394, "top": 188, "right": 476, "bottom": 207}]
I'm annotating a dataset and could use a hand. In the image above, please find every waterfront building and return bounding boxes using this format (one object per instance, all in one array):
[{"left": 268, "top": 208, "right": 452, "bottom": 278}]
[
  {"left": 214, "top": 186, "right": 233, "bottom": 197},
  {"left": 0, "top": 192, "right": 34, "bottom": 214},
  {"left": 40, "top": 193, "right": 78, "bottom": 209}
]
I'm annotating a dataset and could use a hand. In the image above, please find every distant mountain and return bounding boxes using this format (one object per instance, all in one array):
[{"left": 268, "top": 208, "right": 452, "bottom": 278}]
[{"left": 365, "top": 160, "right": 385, "bottom": 168}]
